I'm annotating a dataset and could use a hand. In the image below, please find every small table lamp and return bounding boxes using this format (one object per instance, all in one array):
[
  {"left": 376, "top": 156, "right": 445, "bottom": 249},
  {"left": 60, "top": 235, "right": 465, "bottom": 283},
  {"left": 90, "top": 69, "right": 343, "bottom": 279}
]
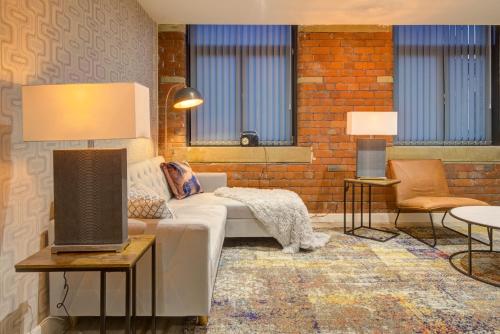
[
  {"left": 346, "top": 112, "right": 397, "bottom": 179},
  {"left": 22, "top": 82, "right": 151, "bottom": 252}
]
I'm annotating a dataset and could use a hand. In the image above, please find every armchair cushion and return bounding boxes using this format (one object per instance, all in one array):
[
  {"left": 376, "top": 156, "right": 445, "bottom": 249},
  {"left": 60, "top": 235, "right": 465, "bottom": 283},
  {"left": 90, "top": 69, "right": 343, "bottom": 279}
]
[
  {"left": 389, "top": 159, "right": 489, "bottom": 211},
  {"left": 388, "top": 159, "right": 450, "bottom": 203},
  {"left": 398, "top": 196, "right": 488, "bottom": 211}
]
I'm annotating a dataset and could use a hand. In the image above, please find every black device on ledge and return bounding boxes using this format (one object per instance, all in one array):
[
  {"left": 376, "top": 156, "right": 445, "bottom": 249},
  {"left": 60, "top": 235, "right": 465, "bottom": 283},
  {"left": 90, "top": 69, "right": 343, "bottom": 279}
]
[{"left": 240, "top": 131, "right": 259, "bottom": 147}]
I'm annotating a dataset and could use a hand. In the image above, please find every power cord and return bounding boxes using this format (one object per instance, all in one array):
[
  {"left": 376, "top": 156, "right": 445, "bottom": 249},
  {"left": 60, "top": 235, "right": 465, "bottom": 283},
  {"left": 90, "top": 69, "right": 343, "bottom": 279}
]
[
  {"left": 56, "top": 272, "right": 72, "bottom": 333},
  {"left": 259, "top": 146, "right": 270, "bottom": 187},
  {"left": 28, "top": 272, "right": 73, "bottom": 334}
]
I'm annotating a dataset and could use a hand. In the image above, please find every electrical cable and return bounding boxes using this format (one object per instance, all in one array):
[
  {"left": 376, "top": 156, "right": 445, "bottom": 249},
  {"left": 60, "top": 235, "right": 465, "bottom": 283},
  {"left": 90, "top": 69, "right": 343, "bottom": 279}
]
[
  {"left": 56, "top": 272, "right": 71, "bottom": 333},
  {"left": 259, "top": 146, "right": 269, "bottom": 187}
]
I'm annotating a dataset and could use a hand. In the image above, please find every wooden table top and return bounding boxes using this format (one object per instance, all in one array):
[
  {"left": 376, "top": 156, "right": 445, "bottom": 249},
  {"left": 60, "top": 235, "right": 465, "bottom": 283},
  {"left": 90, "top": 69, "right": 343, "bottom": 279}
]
[
  {"left": 344, "top": 178, "right": 401, "bottom": 186},
  {"left": 15, "top": 235, "right": 155, "bottom": 272}
]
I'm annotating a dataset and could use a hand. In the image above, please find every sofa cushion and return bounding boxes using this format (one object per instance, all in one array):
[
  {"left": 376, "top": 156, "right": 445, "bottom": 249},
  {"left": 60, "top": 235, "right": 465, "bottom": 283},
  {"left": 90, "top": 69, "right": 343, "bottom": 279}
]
[
  {"left": 128, "top": 183, "right": 175, "bottom": 219},
  {"left": 173, "top": 205, "right": 227, "bottom": 268},
  {"left": 128, "top": 156, "right": 172, "bottom": 201},
  {"left": 160, "top": 161, "right": 203, "bottom": 199},
  {"left": 168, "top": 193, "right": 255, "bottom": 219}
]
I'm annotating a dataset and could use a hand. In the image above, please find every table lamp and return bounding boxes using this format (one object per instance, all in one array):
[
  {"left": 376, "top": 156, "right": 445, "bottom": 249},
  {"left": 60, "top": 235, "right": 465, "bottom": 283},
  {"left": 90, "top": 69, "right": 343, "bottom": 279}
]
[
  {"left": 346, "top": 111, "right": 397, "bottom": 179},
  {"left": 22, "top": 82, "right": 150, "bottom": 252}
]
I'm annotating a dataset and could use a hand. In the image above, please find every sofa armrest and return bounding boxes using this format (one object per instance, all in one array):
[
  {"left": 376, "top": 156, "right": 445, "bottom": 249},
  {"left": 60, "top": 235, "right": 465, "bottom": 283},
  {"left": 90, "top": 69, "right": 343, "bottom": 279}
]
[
  {"left": 154, "top": 220, "right": 212, "bottom": 315},
  {"left": 196, "top": 173, "right": 227, "bottom": 192}
]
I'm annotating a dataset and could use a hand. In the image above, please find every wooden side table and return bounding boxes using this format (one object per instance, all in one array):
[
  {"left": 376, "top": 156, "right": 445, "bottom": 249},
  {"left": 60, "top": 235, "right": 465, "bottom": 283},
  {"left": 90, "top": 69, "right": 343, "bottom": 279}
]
[
  {"left": 15, "top": 235, "right": 156, "bottom": 334},
  {"left": 344, "top": 178, "right": 401, "bottom": 242}
]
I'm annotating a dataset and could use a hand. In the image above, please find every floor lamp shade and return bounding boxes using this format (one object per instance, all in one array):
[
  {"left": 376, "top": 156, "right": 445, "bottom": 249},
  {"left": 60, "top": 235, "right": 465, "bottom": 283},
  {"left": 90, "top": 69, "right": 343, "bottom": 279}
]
[
  {"left": 346, "top": 112, "right": 398, "bottom": 179},
  {"left": 22, "top": 82, "right": 151, "bottom": 252},
  {"left": 22, "top": 82, "right": 151, "bottom": 141}
]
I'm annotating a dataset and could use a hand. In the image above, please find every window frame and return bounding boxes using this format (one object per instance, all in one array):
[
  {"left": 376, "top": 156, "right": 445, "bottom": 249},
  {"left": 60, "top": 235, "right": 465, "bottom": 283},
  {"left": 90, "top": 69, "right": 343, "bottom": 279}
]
[
  {"left": 492, "top": 26, "right": 500, "bottom": 145},
  {"left": 185, "top": 25, "right": 298, "bottom": 147},
  {"left": 393, "top": 25, "right": 497, "bottom": 146}
]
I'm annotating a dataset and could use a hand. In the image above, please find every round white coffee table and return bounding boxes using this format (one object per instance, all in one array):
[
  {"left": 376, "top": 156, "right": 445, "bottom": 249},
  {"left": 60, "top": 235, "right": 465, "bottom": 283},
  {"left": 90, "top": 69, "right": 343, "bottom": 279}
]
[{"left": 449, "top": 206, "right": 499, "bottom": 287}]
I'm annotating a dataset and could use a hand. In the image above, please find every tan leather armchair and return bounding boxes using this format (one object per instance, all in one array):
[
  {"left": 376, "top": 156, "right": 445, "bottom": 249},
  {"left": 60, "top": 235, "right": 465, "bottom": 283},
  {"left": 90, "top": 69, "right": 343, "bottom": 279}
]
[{"left": 388, "top": 159, "right": 489, "bottom": 247}]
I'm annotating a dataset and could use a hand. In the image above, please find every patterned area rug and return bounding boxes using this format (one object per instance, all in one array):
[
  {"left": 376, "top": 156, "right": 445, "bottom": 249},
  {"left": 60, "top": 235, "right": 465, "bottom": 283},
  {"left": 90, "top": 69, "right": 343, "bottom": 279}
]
[{"left": 190, "top": 223, "right": 499, "bottom": 334}]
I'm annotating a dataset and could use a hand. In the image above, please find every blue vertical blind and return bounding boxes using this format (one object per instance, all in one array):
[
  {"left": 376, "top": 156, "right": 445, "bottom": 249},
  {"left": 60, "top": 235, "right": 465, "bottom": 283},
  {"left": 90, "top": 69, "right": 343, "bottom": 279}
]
[
  {"left": 394, "top": 26, "right": 491, "bottom": 145},
  {"left": 189, "top": 25, "right": 293, "bottom": 146}
]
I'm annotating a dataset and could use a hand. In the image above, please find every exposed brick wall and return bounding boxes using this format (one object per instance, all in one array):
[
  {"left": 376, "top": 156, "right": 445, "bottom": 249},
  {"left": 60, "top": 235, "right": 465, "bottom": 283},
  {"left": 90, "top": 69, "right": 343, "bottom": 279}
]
[
  {"left": 158, "top": 30, "right": 186, "bottom": 155},
  {"left": 158, "top": 26, "right": 500, "bottom": 213},
  {"left": 446, "top": 164, "right": 500, "bottom": 204},
  {"left": 295, "top": 30, "right": 395, "bottom": 212}
]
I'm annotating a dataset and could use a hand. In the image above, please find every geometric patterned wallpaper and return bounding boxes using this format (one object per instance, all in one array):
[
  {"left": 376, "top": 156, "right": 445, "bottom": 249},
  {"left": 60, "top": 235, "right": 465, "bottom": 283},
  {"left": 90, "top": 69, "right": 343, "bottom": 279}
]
[{"left": 0, "top": 0, "right": 157, "bottom": 332}]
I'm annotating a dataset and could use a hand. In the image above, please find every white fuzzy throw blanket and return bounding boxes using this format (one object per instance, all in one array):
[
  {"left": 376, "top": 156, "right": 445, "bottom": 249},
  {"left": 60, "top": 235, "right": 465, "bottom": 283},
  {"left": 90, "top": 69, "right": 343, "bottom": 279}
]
[{"left": 214, "top": 187, "right": 330, "bottom": 253}]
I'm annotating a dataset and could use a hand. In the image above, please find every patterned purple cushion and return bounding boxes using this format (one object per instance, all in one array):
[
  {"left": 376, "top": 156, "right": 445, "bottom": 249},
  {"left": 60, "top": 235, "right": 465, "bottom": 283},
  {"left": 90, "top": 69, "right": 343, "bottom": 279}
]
[{"left": 160, "top": 161, "right": 203, "bottom": 199}]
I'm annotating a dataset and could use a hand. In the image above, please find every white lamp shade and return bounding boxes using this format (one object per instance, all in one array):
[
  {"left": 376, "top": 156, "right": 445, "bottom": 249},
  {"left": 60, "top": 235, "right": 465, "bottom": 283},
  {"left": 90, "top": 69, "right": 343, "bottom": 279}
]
[
  {"left": 346, "top": 112, "right": 397, "bottom": 135},
  {"left": 22, "top": 82, "right": 151, "bottom": 141}
]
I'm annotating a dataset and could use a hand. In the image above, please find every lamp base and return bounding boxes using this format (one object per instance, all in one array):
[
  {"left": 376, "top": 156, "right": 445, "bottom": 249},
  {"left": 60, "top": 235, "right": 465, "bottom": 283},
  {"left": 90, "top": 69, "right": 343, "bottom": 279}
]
[
  {"left": 51, "top": 240, "right": 130, "bottom": 254},
  {"left": 53, "top": 148, "right": 128, "bottom": 251},
  {"left": 356, "top": 138, "right": 387, "bottom": 179}
]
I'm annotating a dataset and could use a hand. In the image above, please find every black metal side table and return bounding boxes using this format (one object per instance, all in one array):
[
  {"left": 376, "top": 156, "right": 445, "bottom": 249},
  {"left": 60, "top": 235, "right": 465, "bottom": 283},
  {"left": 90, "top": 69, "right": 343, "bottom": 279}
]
[
  {"left": 15, "top": 235, "right": 156, "bottom": 334},
  {"left": 344, "top": 178, "right": 401, "bottom": 242}
]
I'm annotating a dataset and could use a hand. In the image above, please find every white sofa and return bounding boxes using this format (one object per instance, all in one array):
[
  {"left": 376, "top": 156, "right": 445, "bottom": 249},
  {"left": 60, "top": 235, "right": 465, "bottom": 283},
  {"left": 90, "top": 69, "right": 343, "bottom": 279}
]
[{"left": 49, "top": 156, "right": 270, "bottom": 318}]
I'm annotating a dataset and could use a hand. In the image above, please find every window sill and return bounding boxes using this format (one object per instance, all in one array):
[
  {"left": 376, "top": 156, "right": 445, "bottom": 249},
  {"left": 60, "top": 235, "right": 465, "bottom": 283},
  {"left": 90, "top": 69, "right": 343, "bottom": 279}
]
[
  {"left": 178, "top": 146, "right": 313, "bottom": 163},
  {"left": 387, "top": 146, "right": 500, "bottom": 163}
]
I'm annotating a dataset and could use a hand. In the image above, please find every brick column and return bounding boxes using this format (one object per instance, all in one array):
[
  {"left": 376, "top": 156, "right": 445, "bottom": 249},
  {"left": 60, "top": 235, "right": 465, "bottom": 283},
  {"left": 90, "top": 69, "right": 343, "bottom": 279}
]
[{"left": 158, "top": 25, "right": 187, "bottom": 156}]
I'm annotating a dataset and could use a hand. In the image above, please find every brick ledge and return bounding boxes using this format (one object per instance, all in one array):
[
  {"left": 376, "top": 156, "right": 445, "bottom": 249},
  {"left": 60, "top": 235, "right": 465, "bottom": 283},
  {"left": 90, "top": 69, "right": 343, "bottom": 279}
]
[
  {"left": 170, "top": 146, "right": 313, "bottom": 163},
  {"left": 388, "top": 146, "right": 500, "bottom": 163}
]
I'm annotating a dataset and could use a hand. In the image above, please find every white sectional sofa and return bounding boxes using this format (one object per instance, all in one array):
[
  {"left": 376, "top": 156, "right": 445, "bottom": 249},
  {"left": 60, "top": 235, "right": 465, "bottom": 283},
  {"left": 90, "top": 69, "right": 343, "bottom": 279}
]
[{"left": 49, "top": 156, "right": 270, "bottom": 319}]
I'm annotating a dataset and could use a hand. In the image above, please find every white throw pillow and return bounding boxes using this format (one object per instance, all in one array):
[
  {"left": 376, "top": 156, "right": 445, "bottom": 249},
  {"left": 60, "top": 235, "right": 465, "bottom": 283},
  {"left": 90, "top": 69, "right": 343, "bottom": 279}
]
[{"left": 128, "top": 183, "right": 175, "bottom": 219}]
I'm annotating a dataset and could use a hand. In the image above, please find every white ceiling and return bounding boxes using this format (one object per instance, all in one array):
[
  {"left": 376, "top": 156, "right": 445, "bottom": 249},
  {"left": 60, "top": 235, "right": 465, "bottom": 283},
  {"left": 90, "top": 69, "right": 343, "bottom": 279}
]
[{"left": 138, "top": 0, "right": 500, "bottom": 25}]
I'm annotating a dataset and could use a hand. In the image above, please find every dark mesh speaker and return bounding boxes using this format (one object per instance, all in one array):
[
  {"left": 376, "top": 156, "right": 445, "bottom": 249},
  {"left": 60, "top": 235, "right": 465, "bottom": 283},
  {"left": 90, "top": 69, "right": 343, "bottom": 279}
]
[
  {"left": 53, "top": 149, "right": 127, "bottom": 248},
  {"left": 356, "top": 139, "right": 387, "bottom": 178}
]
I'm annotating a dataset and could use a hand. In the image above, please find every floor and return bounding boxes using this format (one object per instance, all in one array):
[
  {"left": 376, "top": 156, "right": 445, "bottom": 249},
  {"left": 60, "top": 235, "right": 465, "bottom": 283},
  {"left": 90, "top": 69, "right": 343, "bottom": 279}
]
[{"left": 65, "top": 220, "right": 499, "bottom": 334}]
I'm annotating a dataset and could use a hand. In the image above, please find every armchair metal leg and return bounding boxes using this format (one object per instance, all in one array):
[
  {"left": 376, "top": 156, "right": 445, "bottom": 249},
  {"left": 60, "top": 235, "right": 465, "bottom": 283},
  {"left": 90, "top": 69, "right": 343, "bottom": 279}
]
[
  {"left": 488, "top": 228, "right": 493, "bottom": 251},
  {"left": 441, "top": 210, "right": 491, "bottom": 246},
  {"left": 394, "top": 209, "right": 401, "bottom": 228},
  {"left": 428, "top": 212, "right": 437, "bottom": 248},
  {"left": 395, "top": 210, "right": 437, "bottom": 247}
]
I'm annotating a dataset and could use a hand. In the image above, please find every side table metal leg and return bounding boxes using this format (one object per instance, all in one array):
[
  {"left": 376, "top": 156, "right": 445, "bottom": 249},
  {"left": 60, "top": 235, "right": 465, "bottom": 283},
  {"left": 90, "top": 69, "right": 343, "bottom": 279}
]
[
  {"left": 152, "top": 241, "right": 156, "bottom": 333},
  {"left": 100, "top": 271, "right": 106, "bottom": 334},
  {"left": 468, "top": 223, "right": 472, "bottom": 276},
  {"left": 343, "top": 181, "right": 347, "bottom": 234},
  {"left": 368, "top": 185, "right": 372, "bottom": 228},
  {"left": 488, "top": 228, "right": 493, "bottom": 251},
  {"left": 351, "top": 183, "right": 355, "bottom": 234},
  {"left": 360, "top": 184, "right": 364, "bottom": 227},
  {"left": 126, "top": 269, "right": 131, "bottom": 334},
  {"left": 132, "top": 266, "right": 136, "bottom": 334}
]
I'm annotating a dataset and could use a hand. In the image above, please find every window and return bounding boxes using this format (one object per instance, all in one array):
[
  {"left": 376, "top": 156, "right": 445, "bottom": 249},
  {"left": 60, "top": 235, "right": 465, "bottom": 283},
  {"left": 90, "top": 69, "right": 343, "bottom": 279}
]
[
  {"left": 187, "top": 25, "right": 296, "bottom": 146},
  {"left": 394, "top": 25, "right": 492, "bottom": 145}
]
